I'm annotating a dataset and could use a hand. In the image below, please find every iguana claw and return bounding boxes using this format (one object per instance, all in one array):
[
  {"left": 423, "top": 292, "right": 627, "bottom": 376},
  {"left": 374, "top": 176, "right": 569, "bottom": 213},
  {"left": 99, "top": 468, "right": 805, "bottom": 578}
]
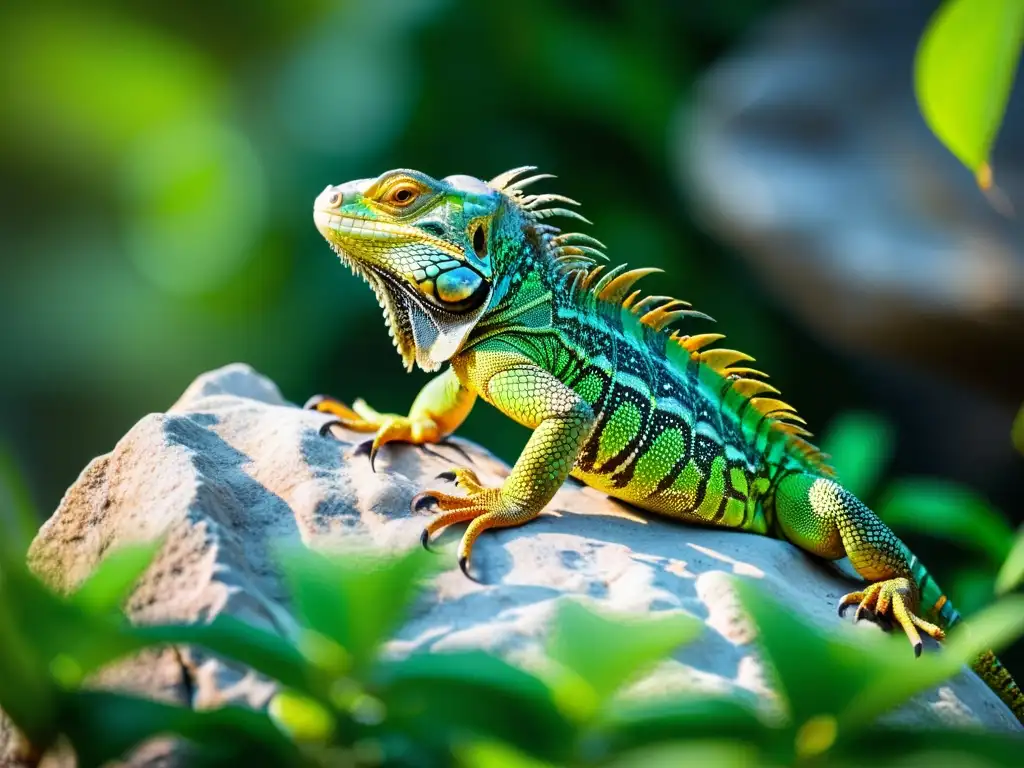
[
  {"left": 411, "top": 492, "right": 439, "bottom": 513},
  {"left": 838, "top": 577, "right": 943, "bottom": 656}
]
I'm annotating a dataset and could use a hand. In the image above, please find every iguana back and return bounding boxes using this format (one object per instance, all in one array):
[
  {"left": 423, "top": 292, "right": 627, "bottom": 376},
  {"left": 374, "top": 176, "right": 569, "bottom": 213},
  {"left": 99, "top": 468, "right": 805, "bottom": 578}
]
[{"left": 307, "top": 166, "right": 1023, "bottom": 724}]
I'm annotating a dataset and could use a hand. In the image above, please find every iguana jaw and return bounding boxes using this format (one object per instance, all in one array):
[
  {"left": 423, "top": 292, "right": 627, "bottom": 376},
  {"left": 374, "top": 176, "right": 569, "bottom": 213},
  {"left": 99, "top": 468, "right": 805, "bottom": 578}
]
[{"left": 313, "top": 206, "right": 492, "bottom": 373}]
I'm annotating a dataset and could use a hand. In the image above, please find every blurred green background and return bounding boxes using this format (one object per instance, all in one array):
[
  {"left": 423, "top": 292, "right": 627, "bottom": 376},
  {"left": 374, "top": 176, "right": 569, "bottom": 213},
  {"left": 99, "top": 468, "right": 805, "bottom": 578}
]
[{"left": 1, "top": 0, "right": 1021, "bottom": 667}]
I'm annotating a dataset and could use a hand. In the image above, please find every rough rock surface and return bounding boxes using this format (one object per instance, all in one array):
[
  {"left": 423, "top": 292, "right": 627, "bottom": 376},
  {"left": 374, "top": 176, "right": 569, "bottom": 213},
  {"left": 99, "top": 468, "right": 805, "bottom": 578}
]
[{"left": 3, "top": 364, "right": 1020, "bottom": 763}]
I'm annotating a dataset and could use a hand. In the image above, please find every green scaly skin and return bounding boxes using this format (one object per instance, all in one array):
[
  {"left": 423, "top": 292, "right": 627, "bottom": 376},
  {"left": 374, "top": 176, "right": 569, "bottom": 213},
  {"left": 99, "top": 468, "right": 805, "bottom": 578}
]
[{"left": 307, "top": 166, "right": 1023, "bottom": 723}]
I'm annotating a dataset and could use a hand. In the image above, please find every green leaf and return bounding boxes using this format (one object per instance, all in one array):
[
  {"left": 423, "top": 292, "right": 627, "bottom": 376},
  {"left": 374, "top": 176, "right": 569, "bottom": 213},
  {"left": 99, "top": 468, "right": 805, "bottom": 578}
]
[
  {"left": 71, "top": 540, "right": 163, "bottom": 613},
  {"left": 546, "top": 598, "right": 701, "bottom": 714},
  {"left": 877, "top": 478, "right": 1014, "bottom": 565},
  {"left": 375, "top": 650, "right": 573, "bottom": 763},
  {"left": 995, "top": 526, "right": 1024, "bottom": 594},
  {"left": 133, "top": 616, "right": 313, "bottom": 697},
  {"left": 819, "top": 411, "right": 894, "bottom": 499},
  {"left": 61, "top": 690, "right": 304, "bottom": 768},
  {"left": 915, "top": 0, "right": 1024, "bottom": 184},
  {"left": 847, "top": 726, "right": 1024, "bottom": 767},
  {"left": 949, "top": 567, "right": 997, "bottom": 614},
  {"left": 0, "top": 580, "right": 58, "bottom": 746},
  {"left": 0, "top": 551, "right": 148, "bottom": 684},
  {"left": 457, "top": 741, "right": 558, "bottom": 768},
  {"left": 279, "top": 545, "right": 435, "bottom": 674},
  {"left": 601, "top": 742, "right": 761, "bottom": 768},
  {"left": 268, "top": 689, "right": 336, "bottom": 743},
  {"left": 843, "top": 594, "right": 1024, "bottom": 725},
  {"left": 596, "top": 696, "right": 770, "bottom": 755},
  {"left": 732, "top": 579, "right": 880, "bottom": 727},
  {"left": 0, "top": 443, "right": 38, "bottom": 557}
]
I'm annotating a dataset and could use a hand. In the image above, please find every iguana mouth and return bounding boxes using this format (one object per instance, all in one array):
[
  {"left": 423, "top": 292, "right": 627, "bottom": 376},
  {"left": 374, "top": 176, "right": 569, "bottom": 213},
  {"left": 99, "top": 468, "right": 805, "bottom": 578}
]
[{"left": 325, "top": 240, "right": 483, "bottom": 372}]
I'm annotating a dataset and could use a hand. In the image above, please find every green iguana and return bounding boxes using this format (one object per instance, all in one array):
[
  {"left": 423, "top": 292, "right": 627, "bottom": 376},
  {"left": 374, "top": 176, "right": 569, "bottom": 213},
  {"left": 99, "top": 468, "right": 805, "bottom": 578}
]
[{"left": 306, "top": 166, "right": 1023, "bottom": 722}]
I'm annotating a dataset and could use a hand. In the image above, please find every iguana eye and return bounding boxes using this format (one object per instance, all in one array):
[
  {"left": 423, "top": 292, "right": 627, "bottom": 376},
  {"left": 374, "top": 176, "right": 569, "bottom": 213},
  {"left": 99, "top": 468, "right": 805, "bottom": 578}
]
[{"left": 384, "top": 183, "right": 420, "bottom": 207}]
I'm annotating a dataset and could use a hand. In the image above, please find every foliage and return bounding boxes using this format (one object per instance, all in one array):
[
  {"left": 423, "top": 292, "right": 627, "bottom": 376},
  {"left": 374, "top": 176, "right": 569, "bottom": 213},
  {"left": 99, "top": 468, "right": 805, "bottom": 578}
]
[
  {"left": 821, "top": 412, "right": 1021, "bottom": 616},
  {"left": 914, "top": 0, "right": 1024, "bottom": 188},
  {"left": 3, "top": 537, "right": 1024, "bottom": 767}
]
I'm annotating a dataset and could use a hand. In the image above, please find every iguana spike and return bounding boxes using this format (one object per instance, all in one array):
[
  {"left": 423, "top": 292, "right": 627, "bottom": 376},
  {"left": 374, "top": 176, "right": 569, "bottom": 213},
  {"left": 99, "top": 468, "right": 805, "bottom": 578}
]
[
  {"left": 505, "top": 173, "right": 557, "bottom": 192},
  {"left": 554, "top": 255, "right": 597, "bottom": 268},
  {"left": 679, "top": 333, "right": 726, "bottom": 353},
  {"left": 622, "top": 290, "right": 642, "bottom": 310},
  {"left": 580, "top": 265, "right": 608, "bottom": 291},
  {"left": 750, "top": 397, "right": 797, "bottom": 416},
  {"left": 773, "top": 423, "right": 814, "bottom": 438},
  {"left": 590, "top": 264, "right": 630, "bottom": 295},
  {"left": 552, "top": 233, "right": 607, "bottom": 250},
  {"left": 632, "top": 295, "right": 686, "bottom": 314},
  {"left": 567, "top": 245, "right": 608, "bottom": 261},
  {"left": 730, "top": 378, "right": 781, "bottom": 398},
  {"left": 642, "top": 308, "right": 709, "bottom": 331},
  {"left": 597, "top": 267, "right": 662, "bottom": 303},
  {"left": 699, "top": 349, "right": 755, "bottom": 373},
  {"left": 522, "top": 193, "right": 580, "bottom": 209},
  {"left": 534, "top": 208, "right": 593, "bottom": 225},
  {"left": 489, "top": 166, "right": 537, "bottom": 189},
  {"left": 726, "top": 366, "right": 768, "bottom": 379}
]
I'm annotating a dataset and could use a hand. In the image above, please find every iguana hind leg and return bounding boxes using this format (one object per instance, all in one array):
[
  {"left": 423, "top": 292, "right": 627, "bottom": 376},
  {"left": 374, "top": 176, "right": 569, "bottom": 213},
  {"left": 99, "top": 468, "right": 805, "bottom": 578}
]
[
  {"left": 416, "top": 365, "right": 595, "bottom": 578},
  {"left": 307, "top": 366, "right": 475, "bottom": 470},
  {"left": 774, "top": 473, "right": 944, "bottom": 655}
]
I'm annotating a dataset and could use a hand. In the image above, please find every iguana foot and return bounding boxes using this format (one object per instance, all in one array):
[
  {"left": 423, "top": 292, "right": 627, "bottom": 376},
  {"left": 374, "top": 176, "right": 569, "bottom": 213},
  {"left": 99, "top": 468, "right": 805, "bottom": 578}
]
[
  {"left": 838, "top": 577, "right": 945, "bottom": 657},
  {"left": 306, "top": 394, "right": 441, "bottom": 471},
  {"left": 413, "top": 467, "right": 538, "bottom": 579}
]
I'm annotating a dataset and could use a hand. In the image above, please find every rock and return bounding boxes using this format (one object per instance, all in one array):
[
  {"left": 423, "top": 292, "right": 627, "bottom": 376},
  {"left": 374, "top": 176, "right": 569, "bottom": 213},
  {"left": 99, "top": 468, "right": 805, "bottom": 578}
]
[
  {"left": 679, "top": 0, "right": 1024, "bottom": 404},
  {"left": 3, "top": 364, "right": 1020, "bottom": 764}
]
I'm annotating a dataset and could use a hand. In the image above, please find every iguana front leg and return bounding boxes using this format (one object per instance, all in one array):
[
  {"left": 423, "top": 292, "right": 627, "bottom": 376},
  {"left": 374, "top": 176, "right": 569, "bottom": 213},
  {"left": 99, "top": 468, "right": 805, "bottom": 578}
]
[
  {"left": 774, "top": 474, "right": 945, "bottom": 655},
  {"left": 416, "top": 364, "right": 595, "bottom": 578},
  {"left": 306, "top": 367, "right": 475, "bottom": 469}
]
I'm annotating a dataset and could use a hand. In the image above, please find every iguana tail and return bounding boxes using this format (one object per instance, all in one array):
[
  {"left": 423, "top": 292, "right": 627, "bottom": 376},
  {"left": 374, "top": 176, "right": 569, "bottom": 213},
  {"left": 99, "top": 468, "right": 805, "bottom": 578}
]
[
  {"left": 972, "top": 649, "right": 1024, "bottom": 723},
  {"left": 911, "top": 555, "right": 1024, "bottom": 723}
]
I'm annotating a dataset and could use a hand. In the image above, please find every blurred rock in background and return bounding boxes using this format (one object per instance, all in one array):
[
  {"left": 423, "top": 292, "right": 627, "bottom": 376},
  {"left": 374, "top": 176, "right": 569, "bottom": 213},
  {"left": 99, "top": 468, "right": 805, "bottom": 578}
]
[{"left": 680, "top": 0, "right": 1022, "bottom": 528}]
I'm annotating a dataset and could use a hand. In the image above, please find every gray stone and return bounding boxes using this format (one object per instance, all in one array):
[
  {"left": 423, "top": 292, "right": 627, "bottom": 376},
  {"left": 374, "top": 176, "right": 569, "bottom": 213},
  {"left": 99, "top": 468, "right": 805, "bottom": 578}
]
[
  {"left": 679, "top": 0, "right": 1024, "bottom": 402},
  {"left": 3, "top": 363, "right": 1019, "bottom": 764}
]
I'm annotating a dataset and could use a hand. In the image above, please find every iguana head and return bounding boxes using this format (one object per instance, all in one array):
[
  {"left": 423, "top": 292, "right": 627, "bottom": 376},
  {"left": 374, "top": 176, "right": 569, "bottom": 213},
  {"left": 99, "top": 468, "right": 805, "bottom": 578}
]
[{"left": 314, "top": 169, "right": 514, "bottom": 372}]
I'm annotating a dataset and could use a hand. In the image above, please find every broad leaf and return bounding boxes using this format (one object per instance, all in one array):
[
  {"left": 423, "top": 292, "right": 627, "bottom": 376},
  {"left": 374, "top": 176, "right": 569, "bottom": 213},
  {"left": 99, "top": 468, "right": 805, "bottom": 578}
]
[
  {"left": 268, "top": 689, "right": 336, "bottom": 743},
  {"left": 878, "top": 479, "right": 1013, "bottom": 565},
  {"left": 375, "top": 650, "right": 573, "bottom": 763},
  {"left": 915, "top": 0, "right": 1024, "bottom": 185},
  {"left": 457, "top": 740, "right": 558, "bottom": 768},
  {"left": 842, "top": 594, "right": 1024, "bottom": 725},
  {"left": 848, "top": 726, "right": 1024, "bottom": 766},
  {"left": 600, "top": 742, "right": 760, "bottom": 768},
  {"left": 133, "top": 616, "right": 313, "bottom": 696},
  {"left": 278, "top": 545, "right": 435, "bottom": 674},
  {"left": 72, "top": 540, "right": 163, "bottom": 613},
  {"left": 733, "top": 579, "right": 882, "bottom": 727},
  {"left": 0, "top": 583, "right": 58, "bottom": 745},
  {"left": 595, "top": 695, "right": 770, "bottom": 755},
  {"left": 61, "top": 690, "right": 304, "bottom": 768},
  {"left": 819, "top": 411, "right": 894, "bottom": 499},
  {"left": 995, "top": 526, "right": 1024, "bottom": 594},
  {"left": 546, "top": 598, "right": 701, "bottom": 715}
]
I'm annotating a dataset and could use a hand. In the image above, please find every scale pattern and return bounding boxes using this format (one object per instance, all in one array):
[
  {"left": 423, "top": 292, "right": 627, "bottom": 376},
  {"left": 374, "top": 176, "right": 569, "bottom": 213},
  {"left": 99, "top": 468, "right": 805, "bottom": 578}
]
[{"left": 308, "top": 166, "right": 1023, "bottom": 723}]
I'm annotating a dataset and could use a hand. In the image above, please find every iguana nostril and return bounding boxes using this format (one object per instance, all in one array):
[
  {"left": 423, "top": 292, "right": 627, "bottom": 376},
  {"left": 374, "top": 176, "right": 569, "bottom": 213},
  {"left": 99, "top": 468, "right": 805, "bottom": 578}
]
[{"left": 435, "top": 267, "right": 482, "bottom": 303}]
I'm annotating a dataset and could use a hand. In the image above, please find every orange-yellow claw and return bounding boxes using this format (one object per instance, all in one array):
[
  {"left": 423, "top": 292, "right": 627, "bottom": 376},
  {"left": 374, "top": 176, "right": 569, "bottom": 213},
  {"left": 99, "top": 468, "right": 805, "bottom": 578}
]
[
  {"left": 412, "top": 474, "right": 538, "bottom": 580},
  {"left": 307, "top": 394, "right": 444, "bottom": 471},
  {"left": 306, "top": 394, "right": 379, "bottom": 431},
  {"left": 839, "top": 577, "right": 944, "bottom": 657}
]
